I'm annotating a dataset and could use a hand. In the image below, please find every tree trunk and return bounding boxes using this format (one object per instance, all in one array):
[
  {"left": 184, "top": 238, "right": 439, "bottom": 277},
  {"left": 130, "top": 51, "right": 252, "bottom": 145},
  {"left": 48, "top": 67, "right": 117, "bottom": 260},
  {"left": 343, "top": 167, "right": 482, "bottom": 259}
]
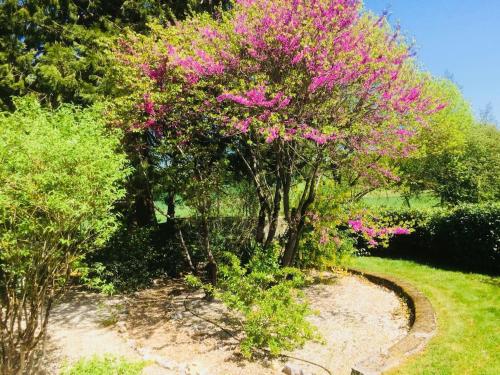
[
  {"left": 264, "top": 174, "right": 282, "bottom": 248},
  {"left": 281, "top": 152, "right": 322, "bottom": 266},
  {"left": 281, "top": 218, "right": 306, "bottom": 267},
  {"left": 177, "top": 227, "right": 197, "bottom": 275},
  {"left": 255, "top": 204, "right": 267, "bottom": 244},
  {"left": 166, "top": 192, "right": 176, "bottom": 221},
  {"left": 125, "top": 131, "right": 157, "bottom": 227},
  {"left": 134, "top": 190, "right": 156, "bottom": 227},
  {"left": 201, "top": 215, "right": 217, "bottom": 288}
]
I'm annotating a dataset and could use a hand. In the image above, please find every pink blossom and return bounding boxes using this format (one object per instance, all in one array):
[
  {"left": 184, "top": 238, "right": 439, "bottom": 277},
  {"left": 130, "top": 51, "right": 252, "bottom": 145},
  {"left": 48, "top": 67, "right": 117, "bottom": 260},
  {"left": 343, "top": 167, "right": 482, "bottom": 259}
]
[
  {"left": 348, "top": 219, "right": 364, "bottom": 232},
  {"left": 235, "top": 118, "right": 252, "bottom": 133},
  {"left": 392, "top": 227, "right": 410, "bottom": 235},
  {"left": 143, "top": 94, "right": 155, "bottom": 115},
  {"left": 265, "top": 127, "right": 280, "bottom": 143},
  {"left": 319, "top": 229, "right": 330, "bottom": 245},
  {"left": 218, "top": 87, "right": 291, "bottom": 109}
]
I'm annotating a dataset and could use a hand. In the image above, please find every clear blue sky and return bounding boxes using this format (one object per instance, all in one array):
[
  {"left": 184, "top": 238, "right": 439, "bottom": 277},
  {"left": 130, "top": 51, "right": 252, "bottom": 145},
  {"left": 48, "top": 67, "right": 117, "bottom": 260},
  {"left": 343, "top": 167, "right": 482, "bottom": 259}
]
[{"left": 364, "top": 0, "right": 500, "bottom": 123}]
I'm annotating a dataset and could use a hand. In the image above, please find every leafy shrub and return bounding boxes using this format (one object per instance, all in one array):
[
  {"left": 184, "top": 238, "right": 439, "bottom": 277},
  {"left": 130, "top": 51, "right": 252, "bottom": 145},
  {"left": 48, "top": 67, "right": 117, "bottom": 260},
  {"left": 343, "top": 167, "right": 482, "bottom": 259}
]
[
  {"left": 74, "top": 260, "right": 117, "bottom": 296},
  {"left": 0, "top": 97, "right": 128, "bottom": 373},
  {"left": 186, "top": 246, "right": 319, "bottom": 358},
  {"left": 84, "top": 217, "right": 255, "bottom": 292},
  {"left": 299, "top": 225, "right": 356, "bottom": 269},
  {"left": 84, "top": 224, "right": 188, "bottom": 292},
  {"left": 63, "top": 355, "right": 147, "bottom": 375},
  {"left": 294, "top": 180, "right": 358, "bottom": 269},
  {"left": 371, "top": 203, "right": 500, "bottom": 274}
]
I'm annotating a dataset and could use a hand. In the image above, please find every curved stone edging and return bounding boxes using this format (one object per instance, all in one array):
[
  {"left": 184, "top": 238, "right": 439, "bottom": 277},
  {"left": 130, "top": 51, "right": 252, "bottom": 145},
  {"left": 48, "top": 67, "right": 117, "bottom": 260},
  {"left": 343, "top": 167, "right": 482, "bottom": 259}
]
[{"left": 348, "top": 268, "right": 437, "bottom": 375}]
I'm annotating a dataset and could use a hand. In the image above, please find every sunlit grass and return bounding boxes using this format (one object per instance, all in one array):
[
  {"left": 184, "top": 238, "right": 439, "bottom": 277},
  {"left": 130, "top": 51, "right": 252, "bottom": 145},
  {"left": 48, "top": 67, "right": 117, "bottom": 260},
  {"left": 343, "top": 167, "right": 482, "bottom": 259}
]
[
  {"left": 352, "top": 257, "right": 500, "bottom": 375},
  {"left": 361, "top": 190, "right": 439, "bottom": 209}
]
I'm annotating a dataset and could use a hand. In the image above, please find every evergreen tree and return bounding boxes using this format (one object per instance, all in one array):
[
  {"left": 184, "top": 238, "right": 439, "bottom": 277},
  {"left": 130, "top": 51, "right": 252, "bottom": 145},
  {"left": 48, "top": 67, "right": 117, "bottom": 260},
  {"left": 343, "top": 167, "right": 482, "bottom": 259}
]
[{"left": 0, "top": 0, "right": 230, "bottom": 109}]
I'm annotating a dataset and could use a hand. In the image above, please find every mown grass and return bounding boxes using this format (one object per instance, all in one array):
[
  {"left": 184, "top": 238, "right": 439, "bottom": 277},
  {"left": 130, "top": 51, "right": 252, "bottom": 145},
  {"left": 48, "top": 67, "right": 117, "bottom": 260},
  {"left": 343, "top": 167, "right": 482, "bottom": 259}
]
[
  {"left": 352, "top": 257, "right": 500, "bottom": 375},
  {"left": 361, "top": 190, "right": 439, "bottom": 209},
  {"left": 155, "top": 189, "right": 439, "bottom": 222}
]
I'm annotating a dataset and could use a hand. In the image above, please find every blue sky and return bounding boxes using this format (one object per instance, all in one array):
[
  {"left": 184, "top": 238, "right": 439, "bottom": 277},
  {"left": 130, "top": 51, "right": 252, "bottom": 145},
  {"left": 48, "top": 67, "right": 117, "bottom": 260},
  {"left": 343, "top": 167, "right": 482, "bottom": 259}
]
[{"left": 364, "top": 0, "right": 500, "bottom": 123}]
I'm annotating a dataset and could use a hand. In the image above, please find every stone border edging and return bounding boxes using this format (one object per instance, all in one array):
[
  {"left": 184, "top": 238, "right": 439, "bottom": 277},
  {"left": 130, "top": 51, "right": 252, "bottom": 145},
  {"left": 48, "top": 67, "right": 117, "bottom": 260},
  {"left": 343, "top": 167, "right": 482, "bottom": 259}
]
[{"left": 348, "top": 268, "right": 437, "bottom": 375}]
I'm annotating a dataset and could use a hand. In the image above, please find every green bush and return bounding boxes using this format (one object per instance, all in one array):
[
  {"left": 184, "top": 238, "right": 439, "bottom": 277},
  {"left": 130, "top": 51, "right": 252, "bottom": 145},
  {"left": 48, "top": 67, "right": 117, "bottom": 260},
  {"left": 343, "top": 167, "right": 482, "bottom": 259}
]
[
  {"left": 84, "top": 217, "right": 255, "bottom": 292},
  {"left": 84, "top": 224, "right": 188, "bottom": 292},
  {"left": 63, "top": 355, "right": 147, "bottom": 375},
  {"left": 186, "top": 247, "right": 319, "bottom": 358},
  {"left": 371, "top": 203, "right": 500, "bottom": 274},
  {"left": 0, "top": 97, "right": 129, "bottom": 372}
]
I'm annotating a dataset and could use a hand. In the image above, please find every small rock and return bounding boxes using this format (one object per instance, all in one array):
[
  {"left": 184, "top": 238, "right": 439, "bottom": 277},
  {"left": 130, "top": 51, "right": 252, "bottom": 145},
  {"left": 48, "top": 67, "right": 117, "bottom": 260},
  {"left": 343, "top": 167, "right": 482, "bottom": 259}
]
[
  {"left": 282, "top": 363, "right": 310, "bottom": 375},
  {"left": 172, "top": 312, "right": 183, "bottom": 320},
  {"left": 116, "top": 321, "right": 127, "bottom": 333},
  {"left": 156, "top": 356, "right": 177, "bottom": 370},
  {"left": 141, "top": 351, "right": 178, "bottom": 370},
  {"left": 180, "top": 363, "right": 202, "bottom": 375},
  {"left": 126, "top": 339, "right": 137, "bottom": 349}
]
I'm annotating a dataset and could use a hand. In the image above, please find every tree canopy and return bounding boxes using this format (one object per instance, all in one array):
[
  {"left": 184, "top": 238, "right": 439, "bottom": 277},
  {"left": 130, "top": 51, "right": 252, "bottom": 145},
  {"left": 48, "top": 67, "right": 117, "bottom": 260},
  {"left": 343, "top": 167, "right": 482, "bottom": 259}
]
[
  {"left": 116, "top": 0, "right": 447, "bottom": 265},
  {"left": 0, "top": 0, "right": 230, "bottom": 109}
]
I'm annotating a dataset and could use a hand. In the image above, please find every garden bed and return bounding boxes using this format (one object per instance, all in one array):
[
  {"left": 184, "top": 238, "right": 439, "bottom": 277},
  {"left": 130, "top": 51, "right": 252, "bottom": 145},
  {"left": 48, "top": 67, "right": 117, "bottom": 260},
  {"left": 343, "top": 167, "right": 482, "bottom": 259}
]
[{"left": 45, "top": 272, "right": 410, "bottom": 374}]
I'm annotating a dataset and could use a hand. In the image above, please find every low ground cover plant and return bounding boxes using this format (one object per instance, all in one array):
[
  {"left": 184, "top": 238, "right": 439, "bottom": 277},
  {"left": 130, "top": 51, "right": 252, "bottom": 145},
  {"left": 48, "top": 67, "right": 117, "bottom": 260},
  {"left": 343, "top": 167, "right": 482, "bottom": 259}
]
[{"left": 63, "top": 355, "right": 147, "bottom": 375}]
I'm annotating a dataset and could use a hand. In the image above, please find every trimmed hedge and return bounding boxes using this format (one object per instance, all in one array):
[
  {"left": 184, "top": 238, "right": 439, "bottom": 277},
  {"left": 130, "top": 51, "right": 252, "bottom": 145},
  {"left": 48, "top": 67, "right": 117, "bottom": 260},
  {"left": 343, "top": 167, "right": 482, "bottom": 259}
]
[{"left": 370, "top": 203, "right": 500, "bottom": 275}]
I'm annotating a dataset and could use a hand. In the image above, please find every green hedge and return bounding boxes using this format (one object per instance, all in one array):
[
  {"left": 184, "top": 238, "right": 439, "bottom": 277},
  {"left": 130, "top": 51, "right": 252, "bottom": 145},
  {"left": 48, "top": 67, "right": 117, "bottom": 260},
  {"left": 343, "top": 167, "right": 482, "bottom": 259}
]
[{"left": 370, "top": 203, "right": 500, "bottom": 275}]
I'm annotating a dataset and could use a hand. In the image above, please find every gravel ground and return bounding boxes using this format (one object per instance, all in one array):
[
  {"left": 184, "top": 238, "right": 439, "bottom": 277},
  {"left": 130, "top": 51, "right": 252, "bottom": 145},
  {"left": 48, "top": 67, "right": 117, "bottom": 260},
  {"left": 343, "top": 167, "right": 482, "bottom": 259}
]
[{"left": 45, "top": 273, "right": 409, "bottom": 375}]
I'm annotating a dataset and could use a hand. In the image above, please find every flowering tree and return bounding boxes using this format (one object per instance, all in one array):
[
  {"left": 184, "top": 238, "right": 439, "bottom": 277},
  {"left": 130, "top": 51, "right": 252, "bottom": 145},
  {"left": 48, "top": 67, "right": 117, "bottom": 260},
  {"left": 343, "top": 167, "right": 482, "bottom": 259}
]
[{"left": 118, "top": 0, "right": 444, "bottom": 266}]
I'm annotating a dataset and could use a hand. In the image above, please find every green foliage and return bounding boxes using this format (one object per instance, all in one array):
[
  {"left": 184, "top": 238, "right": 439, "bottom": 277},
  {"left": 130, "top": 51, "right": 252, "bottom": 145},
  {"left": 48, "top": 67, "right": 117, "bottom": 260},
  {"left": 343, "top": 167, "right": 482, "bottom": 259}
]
[
  {"left": 399, "top": 78, "right": 500, "bottom": 204},
  {"left": 86, "top": 225, "right": 186, "bottom": 292},
  {"left": 0, "top": 96, "right": 129, "bottom": 372},
  {"left": 74, "top": 260, "right": 117, "bottom": 296},
  {"left": 0, "top": 95, "right": 128, "bottom": 278},
  {"left": 187, "top": 247, "right": 319, "bottom": 358},
  {"left": 0, "top": 0, "right": 228, "bottom": 109},
  {"left": 299, "top": 229, "right": 356, "bottom": 269},
  {"left": 63, "top": 355, "right": 147, "bottom": 375},
  {"left": 297, "top": 179, "right": 358, "bottom": 269},
  {"left": 464, "top": 122, "right": 500, "bottom": 202},
  {"left": 373, "top": 204, "right": 500, "bottom": 274},
  {"left": 86, "top": 217, "right": 258, "bottom": 293}
]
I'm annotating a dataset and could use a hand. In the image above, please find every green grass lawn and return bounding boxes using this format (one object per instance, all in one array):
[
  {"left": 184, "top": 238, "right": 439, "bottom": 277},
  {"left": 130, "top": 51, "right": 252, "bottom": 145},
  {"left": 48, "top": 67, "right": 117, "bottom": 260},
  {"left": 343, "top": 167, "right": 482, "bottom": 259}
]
[
  {"left": 361, "top": 190, "right": 439, "bottom": 209},
  {"left": 352, "top": 257, "right": 500, "bottom": 375},
  {"left": 155, "top": 189, "right": 440, "bottom": 222},
  {"left": 155, "top": 199, "right": 193, "bottom": 221}
]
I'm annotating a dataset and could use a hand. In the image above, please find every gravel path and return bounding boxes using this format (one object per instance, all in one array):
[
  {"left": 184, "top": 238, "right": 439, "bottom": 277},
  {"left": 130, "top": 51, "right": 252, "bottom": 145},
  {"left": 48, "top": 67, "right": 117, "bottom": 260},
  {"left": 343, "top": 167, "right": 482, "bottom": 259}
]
[{"left": 45, "top": 273, "right": 408, "bottom": 374}]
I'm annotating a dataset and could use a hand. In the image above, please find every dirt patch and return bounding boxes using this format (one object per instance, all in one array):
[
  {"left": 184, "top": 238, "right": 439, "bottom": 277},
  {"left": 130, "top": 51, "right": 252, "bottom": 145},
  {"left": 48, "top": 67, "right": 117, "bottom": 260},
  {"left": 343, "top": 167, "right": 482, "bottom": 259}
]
[{"left": 45, "top": 273, "right": 409, "bottom": 374}]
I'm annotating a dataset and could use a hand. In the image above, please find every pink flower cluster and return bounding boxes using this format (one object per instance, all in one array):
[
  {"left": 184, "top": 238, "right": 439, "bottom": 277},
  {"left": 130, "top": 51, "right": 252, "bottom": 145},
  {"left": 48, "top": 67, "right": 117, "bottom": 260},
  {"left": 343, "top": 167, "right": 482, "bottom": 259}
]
[
  {"left": 121, "top": 0, "right": 447, "bottom": 176},
  {"left": 217, "top": 86, "right": 290, "bottom": 109},
  {"left": 300, "top": 125, "right": 337, "bottom": 145},
  {"left": 348, "top": 219, "right": 410, "bottom": 246}
]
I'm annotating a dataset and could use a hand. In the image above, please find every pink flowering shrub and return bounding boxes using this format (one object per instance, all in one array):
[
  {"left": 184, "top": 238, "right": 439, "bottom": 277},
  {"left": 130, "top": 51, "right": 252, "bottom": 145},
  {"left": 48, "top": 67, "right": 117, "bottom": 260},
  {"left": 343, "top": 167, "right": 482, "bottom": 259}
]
[
  {"left": 116, "top": 0, "right": 445, "bottom": 266},
  {"left": 348, "top": 218, "right": 410, "bottom": 247}
]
